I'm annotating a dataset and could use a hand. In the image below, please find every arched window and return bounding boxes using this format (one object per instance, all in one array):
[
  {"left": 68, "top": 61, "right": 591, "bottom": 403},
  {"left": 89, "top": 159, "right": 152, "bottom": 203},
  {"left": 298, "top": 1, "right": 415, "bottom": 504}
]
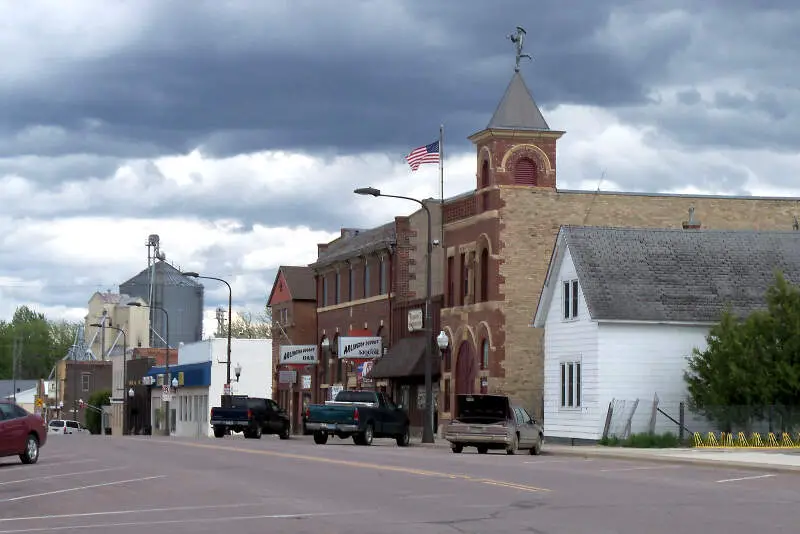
[
  {"left": 514, "top": 157, "right": 537, "bottom": 185},
  {"left": 481, "top": 160, "right": 490, "bottom": 189},
  {"left": 479, "top": 248, "right": 489, "bottom": 302},
  {"left": 480, "top": 160, "right": 490, "bottom": 211},
  {"left": 481, "top": 339, "right": 489, "bottom": 370}
]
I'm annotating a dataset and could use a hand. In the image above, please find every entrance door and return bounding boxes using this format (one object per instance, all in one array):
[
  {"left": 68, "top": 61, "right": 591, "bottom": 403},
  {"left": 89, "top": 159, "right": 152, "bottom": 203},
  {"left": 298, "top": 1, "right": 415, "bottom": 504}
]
[{"left": 455, "top": 342, "right": 477, "bottom": 395}]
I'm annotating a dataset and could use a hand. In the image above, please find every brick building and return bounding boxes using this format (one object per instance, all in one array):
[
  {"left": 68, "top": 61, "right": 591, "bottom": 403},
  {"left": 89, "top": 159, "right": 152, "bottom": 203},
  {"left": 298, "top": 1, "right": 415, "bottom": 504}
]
[
  {"left": 440, "top": 67, "right": 800, "bottom": 424},
  {"left": 61, "top": 360, "right": 112, "bottom": 425},
  {"left": 267, "top": 265, "right": 317, "bottom": 433},
  {"left": 309, "top": 201, "right": 443, "bottom": 420}
]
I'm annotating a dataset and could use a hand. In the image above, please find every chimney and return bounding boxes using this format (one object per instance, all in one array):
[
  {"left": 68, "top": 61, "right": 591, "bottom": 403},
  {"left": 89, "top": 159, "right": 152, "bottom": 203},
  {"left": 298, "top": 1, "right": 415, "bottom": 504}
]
[{"left": 682, "top": 206, "right": 701, "bottom": 230}]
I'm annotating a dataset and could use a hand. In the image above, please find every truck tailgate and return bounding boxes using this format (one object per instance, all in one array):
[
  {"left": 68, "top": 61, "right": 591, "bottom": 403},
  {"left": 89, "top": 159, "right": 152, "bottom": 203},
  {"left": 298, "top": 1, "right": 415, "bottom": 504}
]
[
  {"left": 210, "top": 408, "right": 249, "bottom": 424},
  {"left": 307, "top": 404, "right": 356, "bottom": 424}
]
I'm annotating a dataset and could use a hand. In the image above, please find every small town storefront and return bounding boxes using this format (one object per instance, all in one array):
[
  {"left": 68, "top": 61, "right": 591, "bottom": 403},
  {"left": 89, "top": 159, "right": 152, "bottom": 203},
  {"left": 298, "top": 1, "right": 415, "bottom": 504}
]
[
  {"left": 369, "top": 335, "right": 441, "bottom": 437},
  {"left": 277, "top": 344, "right": 317, "bottom": 434}
]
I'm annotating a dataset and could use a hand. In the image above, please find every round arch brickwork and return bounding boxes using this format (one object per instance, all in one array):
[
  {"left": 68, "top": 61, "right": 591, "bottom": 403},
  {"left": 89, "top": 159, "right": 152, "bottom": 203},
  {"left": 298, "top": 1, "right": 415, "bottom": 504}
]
[{"left": 498, "top": 143, "right": 552, "bottom": 175}]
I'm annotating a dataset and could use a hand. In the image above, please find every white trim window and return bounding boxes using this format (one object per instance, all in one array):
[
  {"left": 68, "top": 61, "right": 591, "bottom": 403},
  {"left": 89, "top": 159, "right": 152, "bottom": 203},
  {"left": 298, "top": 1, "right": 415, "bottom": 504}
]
[
  {"left": 560, "top": 361, "right": 581, "bottom": 408},
  {"left": 562, "top": 279, "right": 579, "bottom": 320}
]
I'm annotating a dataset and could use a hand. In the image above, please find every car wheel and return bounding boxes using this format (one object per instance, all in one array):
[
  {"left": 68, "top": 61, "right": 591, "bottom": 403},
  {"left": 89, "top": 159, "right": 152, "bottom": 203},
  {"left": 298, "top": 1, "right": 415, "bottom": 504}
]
[
  {"left": 477, "top": 446, "right": 488, "bottom": 454},
  {"left": 506, "top": 433, "right": 518, "bottom": 455},
  {"left": 279, "top": 423, "right": 291, "bottom": 440},
  {"left": 313, "top": 431, "right": 328, "bottom": 445},
  {"left": 20, "top": 434, "right": 39, "bottom": 465},
  {"left": 451, "top": 444, "right": 463, "bottom": 454},
  {"left": 530, "top": 434, "right": 543, "bottom": 455},
  {"left": 361, "top": 423, "right": 374, "bottom": 446},
  {"left": 253, "top": 425, "right": 262, "bottom": 439},
  {"left": 396, "top": 425, "right": 410, "bottom": 447},
  {"left": 213, "top": 426, "right": 225, "bottom": 438}
]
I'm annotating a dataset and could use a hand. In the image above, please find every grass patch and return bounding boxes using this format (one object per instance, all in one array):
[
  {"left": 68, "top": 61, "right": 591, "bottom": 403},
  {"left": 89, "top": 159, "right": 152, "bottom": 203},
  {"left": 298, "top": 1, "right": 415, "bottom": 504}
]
[{"left": 599, "top": 432, "right": 681, "bottom": 448}]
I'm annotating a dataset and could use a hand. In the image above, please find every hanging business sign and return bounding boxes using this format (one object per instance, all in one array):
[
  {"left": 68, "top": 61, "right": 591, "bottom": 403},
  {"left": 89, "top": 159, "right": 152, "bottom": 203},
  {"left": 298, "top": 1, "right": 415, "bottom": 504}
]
[
  {"left": 279, "top": 345, "right": 319, "bottom": 365},
  {"left": 338, "top": 336, "right": 382, "bottom": 359}
]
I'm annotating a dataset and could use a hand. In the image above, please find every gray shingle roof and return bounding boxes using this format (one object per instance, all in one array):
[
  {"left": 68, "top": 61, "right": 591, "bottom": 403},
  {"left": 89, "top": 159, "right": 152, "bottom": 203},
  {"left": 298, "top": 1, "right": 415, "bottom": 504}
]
[
  {"left": 0, "top": 380, "right": 38, "bottom": 400},
  {"left": 268, "top": 266, "right": 316, "bottom": 304},
  {"left": 486, "top": 71, "right": 550, "bottom": 131},
  {"left": 560, "top": 226, "right": 800, "bottom": 323},
  {"left": 310, "top": 222, "right": 396, "bottom": 268}
]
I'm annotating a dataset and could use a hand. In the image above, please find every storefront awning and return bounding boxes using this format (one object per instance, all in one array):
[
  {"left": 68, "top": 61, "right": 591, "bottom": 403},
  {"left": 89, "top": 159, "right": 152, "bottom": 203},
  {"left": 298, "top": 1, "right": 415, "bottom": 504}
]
[{"left": 369, "top": 336, "right": 441, "bottom": 379}]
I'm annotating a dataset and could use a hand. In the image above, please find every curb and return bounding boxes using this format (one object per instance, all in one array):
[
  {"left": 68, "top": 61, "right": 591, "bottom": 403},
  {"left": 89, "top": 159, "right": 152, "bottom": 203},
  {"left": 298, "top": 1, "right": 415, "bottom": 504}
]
[{"left": 549, "top": 447, "right": 800, "bottom": 474}]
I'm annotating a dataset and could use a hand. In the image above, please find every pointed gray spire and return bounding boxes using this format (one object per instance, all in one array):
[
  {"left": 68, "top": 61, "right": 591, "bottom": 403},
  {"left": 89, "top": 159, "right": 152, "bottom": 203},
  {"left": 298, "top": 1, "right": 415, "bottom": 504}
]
[{"left": 487, "top": 71, "right": 550, "bottom": 131}]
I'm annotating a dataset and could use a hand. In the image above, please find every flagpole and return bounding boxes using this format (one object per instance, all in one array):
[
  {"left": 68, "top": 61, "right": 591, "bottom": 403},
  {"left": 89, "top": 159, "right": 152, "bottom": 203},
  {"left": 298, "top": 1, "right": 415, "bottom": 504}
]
[{"left": 439, "top": 123, "right": 444, "bottom": 247}]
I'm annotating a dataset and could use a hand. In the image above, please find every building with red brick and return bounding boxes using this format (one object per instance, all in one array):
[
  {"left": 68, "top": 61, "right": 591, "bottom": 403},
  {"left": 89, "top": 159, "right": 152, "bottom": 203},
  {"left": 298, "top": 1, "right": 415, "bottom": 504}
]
[
  {"left": 309, "top": 202, "right": 444, "bottom": 434},
  {"left": 439, "top": 66, "right": 800, "bottom": 427},
  {"left": 267, "top": 265, "right": 317, "bottom": 433}
]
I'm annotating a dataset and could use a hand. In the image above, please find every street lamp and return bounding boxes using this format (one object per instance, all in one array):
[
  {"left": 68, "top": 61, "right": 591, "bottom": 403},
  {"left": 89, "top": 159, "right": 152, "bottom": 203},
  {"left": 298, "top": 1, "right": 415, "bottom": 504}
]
[
  {"left": 354, "top": 186, "right": 436, "bottom": 443},
  {"left": 128, "top": 302, "right": 171, "bottom": 436},
  {"left": 91, "top": 323, "right": 128, "bottom": 435},
  {"left": 437, "top": 330, "right": 449, "bottom": 352},
  {"left": 181, "top": 272, "right": 233, "bottom": 408},
  {"left": 234, "top": 363, "right": 242, "bottom": 382},
  {"left": 171, "top": 377, "right": 178, "bottom": 388}
]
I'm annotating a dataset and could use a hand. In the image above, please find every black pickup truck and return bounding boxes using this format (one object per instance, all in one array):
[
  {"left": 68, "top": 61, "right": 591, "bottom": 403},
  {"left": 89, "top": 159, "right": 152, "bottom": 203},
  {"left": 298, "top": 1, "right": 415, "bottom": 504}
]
[
  {"left": 210, "top": 396, "right": 291, "bottom": 440},
  {"left": 305, "top": 390, "right": 410, "bottom": 446}
]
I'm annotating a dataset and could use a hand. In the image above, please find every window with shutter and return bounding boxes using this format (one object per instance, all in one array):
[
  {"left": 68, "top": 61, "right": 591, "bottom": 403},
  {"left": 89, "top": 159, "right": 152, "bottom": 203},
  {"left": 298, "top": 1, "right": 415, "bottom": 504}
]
[{"left": 514, "top": 157, "right": 537, "bottom": 185}]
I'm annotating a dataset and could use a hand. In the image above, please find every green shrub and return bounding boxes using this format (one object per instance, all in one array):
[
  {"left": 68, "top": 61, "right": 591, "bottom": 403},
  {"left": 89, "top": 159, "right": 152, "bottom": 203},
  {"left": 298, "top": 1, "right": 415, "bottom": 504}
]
[
  {"left": 599, "top": 432, "right": 680, "bottom": 448},
  {"left": 85, "top": 389, "right": 111, "bottom": 434}
]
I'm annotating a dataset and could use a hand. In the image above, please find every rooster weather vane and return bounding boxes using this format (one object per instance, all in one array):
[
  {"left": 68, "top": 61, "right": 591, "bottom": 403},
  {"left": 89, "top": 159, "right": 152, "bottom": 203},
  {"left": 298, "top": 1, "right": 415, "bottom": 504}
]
[{"left": 507, "top": 26, "right": 532, "bottom": 72}]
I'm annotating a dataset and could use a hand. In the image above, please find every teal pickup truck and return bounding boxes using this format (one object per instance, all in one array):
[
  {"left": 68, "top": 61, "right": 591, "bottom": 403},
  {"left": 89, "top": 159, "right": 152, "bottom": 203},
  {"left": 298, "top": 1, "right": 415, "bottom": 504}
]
[{"left": 305, "top": 390, "right": 410, "bottom": 446}]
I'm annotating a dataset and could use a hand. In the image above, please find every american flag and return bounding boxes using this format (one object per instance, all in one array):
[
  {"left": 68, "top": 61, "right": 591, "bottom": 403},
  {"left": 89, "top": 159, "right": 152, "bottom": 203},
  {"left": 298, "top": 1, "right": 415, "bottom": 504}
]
[{"left": 405, "top": 140, "right": 440, "bottom": 171}]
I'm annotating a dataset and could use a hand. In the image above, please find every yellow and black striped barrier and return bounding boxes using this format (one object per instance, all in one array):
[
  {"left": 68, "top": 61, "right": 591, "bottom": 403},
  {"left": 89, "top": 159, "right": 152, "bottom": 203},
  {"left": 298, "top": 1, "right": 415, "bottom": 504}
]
[{"left": 693, "top": 431, "right": 800, "bottom": 448}]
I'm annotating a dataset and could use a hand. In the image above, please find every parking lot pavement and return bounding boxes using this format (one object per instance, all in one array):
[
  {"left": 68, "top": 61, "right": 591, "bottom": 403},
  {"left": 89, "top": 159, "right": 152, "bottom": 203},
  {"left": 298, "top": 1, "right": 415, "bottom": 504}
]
[{"left": 0, "top": 434, "right": 798, "bottom": 533}]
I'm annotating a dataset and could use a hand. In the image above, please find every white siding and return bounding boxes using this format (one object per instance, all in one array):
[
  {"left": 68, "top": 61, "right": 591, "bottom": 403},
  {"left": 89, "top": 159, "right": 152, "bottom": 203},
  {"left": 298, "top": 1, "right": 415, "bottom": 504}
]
[
  {"left": 598, "top": 323, "right": 709, "bottom": 438},
  {"left": 542, "top": 247, "right": 600, "bottom": 440},
  {"left": 174, "top": 338, "right": 273, "bottom": 437}
]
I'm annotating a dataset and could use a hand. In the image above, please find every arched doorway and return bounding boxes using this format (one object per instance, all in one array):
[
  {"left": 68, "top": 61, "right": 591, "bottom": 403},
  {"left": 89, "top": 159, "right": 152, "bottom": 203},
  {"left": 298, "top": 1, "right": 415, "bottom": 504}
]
[{"left": 455, "top": 341, "right": 477, "bottom": 395}]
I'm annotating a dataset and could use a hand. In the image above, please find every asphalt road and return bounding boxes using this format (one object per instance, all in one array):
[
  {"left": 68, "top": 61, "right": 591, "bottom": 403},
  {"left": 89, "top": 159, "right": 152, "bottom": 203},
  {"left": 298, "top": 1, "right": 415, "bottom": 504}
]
[{"left": 1, "top": 434, "right": 799, "bottom": 533}]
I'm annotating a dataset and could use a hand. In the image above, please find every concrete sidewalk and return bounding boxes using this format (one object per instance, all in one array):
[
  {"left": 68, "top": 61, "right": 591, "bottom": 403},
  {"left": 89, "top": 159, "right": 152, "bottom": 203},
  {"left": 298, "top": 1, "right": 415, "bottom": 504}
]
[{"left": 412, "top": 438, "right": 800, "bottom": 473}]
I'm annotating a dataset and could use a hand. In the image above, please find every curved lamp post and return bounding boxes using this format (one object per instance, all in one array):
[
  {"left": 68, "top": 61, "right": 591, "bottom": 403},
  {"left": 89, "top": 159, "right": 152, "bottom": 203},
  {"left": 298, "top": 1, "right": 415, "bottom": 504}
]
[
  {"left": 355, "top": 186, "right": 436, "bottom": 443},
  {"left": 182, "top": 272, "right": 233, "bottom": 408}
]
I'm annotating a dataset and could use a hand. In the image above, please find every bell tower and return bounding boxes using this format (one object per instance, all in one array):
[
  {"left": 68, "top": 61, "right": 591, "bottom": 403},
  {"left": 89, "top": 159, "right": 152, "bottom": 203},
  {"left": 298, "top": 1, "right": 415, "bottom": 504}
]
[{"left": 469, "top": 27, "right": 565, "bottom": 195}]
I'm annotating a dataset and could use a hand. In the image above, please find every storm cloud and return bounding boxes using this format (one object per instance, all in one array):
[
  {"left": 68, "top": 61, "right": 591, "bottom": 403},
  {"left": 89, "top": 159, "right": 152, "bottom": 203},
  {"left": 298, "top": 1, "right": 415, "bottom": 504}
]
[{"left": 0, "top": 0, "right": 798, "bottom": 328}]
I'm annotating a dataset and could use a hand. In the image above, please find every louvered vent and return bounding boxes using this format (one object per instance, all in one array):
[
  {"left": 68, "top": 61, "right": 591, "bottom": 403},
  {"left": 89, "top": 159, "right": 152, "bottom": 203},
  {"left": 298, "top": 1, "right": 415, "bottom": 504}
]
[{"left": 514, "top": 158, "right": 537, "bottom": 185}]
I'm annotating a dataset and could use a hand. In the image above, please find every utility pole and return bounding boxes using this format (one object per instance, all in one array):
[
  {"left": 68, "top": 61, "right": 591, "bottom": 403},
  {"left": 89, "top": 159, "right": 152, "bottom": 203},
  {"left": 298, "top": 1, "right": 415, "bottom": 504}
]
[
  {"left": 100, "top": 310, "right": 107, "bottom": 361},
  {"left": 11, "top": 337, "right": 19, "bottom": 402}
]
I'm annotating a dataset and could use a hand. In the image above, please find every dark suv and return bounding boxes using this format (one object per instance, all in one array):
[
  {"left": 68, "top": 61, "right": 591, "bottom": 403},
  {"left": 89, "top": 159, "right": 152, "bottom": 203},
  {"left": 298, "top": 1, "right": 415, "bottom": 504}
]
[{"left": 0, "top": 401, "right": 47, "bottom": 464}]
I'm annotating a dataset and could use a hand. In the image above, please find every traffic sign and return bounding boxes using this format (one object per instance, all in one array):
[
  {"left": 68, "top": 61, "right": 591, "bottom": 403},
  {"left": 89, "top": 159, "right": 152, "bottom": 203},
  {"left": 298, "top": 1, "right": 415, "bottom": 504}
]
[
  {"left": 35, "top": 398, "right": 43, "bottom": 408},
  {"left": 223, "top": 384, "right": 231, "bottom": 396},
  {"left": 161, "top": 385, "right": 172, "bottom": 402}
]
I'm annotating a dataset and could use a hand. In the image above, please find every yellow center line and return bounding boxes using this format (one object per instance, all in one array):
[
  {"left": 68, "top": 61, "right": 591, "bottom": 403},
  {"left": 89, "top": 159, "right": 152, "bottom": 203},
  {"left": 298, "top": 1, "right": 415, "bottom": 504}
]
[{"left": 153, "top": 440, "right": 552, "bottom": 494}]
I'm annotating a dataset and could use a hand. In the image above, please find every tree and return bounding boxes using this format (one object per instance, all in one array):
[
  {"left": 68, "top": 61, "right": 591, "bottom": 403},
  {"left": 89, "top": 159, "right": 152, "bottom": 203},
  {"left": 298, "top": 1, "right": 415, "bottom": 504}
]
[
  {"left": 85, "top": 389, "right": 111, "bottom": 434},
  {"left": 0, "top": 306, "right": 81, "bottom": 380},
  {"left": 684, "top": 271, "right": 800, "bottom": 431},
  {"left": 217, "top": 307, "right": 272, "bottom": 339}
]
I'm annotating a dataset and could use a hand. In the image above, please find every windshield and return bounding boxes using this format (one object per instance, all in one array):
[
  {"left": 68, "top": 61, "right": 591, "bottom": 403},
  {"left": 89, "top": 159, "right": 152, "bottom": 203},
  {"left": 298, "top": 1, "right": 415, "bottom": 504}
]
[
  {"left": 454, "top": 395, "right": 510, "bottom": 423},
  {"left": 49, "top": 420, "right": 65, "bottom": 427}
]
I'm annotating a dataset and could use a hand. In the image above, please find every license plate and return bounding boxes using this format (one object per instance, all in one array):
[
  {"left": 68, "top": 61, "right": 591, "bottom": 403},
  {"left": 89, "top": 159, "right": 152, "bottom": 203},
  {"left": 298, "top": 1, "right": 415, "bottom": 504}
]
[{"left": 326, "top": 424, "right": 336, "bottom": 430}]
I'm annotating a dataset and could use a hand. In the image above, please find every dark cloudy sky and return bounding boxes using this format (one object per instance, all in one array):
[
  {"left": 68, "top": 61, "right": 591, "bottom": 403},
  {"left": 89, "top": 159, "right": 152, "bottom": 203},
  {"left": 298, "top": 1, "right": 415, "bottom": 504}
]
[{"left": 0, "top": 0, "right": 797, "bottom": 334}]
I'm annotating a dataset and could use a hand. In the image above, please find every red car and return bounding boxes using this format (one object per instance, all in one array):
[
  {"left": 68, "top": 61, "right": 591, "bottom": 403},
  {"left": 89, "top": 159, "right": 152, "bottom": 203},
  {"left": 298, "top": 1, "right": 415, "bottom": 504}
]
[{"left": 0, "top": 400, "right": 47, "bottom": 464}]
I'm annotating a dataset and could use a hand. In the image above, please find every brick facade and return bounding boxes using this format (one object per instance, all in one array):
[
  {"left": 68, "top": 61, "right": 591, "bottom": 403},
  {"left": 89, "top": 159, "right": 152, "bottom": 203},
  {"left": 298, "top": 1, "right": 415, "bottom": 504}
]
[
  {"left": 310, "top": 203, "right": 444, "bottom": 403},
  {"left": 441, "top": 71, "right": 800, "bottom": 424},
  {"left": 267, "top": 267, "right": 317, "bottom": 433}
]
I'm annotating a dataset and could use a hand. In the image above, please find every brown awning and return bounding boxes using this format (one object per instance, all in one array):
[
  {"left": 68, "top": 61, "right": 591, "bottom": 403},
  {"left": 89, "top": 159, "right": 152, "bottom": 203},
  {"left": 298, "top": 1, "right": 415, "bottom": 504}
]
[{"left": 369, "top": 336, "right": 441, "bottom": 379}]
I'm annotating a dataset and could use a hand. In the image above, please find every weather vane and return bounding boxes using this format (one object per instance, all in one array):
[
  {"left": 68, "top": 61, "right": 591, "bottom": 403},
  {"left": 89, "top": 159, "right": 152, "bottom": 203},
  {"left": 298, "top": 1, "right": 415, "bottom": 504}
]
[{"left": 507, "top": 26, "right": 532, "bottom": 72}]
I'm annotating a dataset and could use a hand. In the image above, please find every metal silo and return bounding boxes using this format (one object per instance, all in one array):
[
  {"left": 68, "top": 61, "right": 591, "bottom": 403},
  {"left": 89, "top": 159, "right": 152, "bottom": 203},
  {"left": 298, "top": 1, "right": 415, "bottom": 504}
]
[{"left": 119, "top": 235, "right": 204, "bottom": 348}]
